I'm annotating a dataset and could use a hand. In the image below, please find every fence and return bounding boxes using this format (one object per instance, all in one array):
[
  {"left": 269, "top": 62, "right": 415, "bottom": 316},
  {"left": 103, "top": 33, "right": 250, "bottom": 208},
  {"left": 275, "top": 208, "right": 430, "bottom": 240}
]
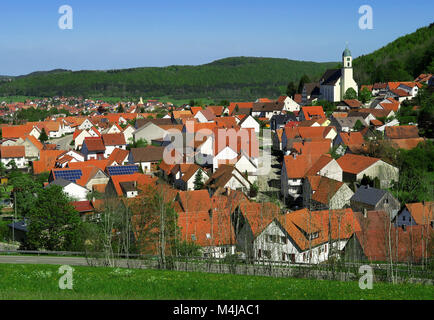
[{"left": 1, "top": 249, "right": 432, "bottom": 284}]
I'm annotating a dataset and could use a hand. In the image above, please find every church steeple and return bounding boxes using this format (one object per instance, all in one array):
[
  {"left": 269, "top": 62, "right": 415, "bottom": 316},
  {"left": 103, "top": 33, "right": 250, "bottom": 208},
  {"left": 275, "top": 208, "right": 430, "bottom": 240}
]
[{"left": 342, "top": 43, "right": 352, "bottom": 68}]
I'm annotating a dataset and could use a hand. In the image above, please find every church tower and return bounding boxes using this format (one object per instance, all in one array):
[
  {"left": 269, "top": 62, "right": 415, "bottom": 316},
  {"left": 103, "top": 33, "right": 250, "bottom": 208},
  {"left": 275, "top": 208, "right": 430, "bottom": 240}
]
[{"left": 341, "top": 45, "right": 358, "bottom": 100}]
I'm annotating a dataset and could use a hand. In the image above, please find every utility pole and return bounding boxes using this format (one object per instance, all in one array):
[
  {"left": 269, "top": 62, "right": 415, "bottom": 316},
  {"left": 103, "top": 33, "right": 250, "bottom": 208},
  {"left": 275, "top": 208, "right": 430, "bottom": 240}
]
[{"left": 13, "top": 190, "right": 16, "bottom": 244}]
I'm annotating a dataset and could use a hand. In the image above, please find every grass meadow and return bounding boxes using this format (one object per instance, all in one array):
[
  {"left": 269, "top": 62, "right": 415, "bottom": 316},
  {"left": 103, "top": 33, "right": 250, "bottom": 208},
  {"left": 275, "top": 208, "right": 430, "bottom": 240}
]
[{"left": 0, "top": 263, "right": 432, "bottom": 300}]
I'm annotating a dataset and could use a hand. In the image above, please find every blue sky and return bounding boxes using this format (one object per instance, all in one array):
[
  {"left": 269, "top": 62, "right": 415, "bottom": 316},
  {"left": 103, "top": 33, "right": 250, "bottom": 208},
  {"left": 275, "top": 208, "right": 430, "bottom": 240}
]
[{"left": 0, "top": 0, "right": 433, "bottom": 75}]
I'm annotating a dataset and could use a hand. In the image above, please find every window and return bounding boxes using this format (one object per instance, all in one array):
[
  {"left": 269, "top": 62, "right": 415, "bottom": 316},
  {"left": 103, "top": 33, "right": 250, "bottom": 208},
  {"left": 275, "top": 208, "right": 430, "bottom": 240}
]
[
  {"left": 347, "top": 58, "right": 351, "bottom": 62},
  {"left": 281, "top": 236, "right": 287, "bottom": 244},
  {"left": 221, "top": 247, "right": 229, "bottom": 254},
  {"left": 191, "top": 234, "right": 196, "bottom": 241},
  {"left": 263, "top": 250, "right": 271, "bottom": 259},
  {"left": 258, "top": 249, "right": 262, "bottom": 259},
  {"left": 308, "top": 232, "right": 319, "bottom": 240}
]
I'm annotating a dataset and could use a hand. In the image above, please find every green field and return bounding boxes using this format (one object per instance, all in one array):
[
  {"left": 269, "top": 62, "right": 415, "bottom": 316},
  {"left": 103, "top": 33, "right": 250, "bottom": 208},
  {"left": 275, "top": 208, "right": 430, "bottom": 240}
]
[{"left": 0, "top": 263, "right": 432, "bottom": 300}]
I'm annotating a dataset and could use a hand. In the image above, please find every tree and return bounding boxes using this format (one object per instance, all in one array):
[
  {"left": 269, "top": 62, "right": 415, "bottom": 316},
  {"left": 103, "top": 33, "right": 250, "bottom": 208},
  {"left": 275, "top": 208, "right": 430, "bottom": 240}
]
[
  {"left": 117, "top": 103, "right": 124, "bottom": 113},
  {"left": 417, "top": 86, "right": 434, "bottom": 138},
  {"left": 10, "top": 174, "right": 43, "bottom": 217},
  {"left": 286, "top": 81, "right": 296, "bottom": 97},
  {"left": 39, "top": 128, "right": 48, "bottom": 143},
  {"left": 297, "top": 75, "right": 310, "bottom": 94},
  {"left": 128, "top": 138, "right": 148, "bottom": 150},
  {"left": 353, "top": 120, "right": 365, "bottom": 131},
  {"left": 26, "top": 185, "right": 82, "bottom": 251},
  {"left": 358, "top": 87, "right": 372, "bottom": 104},
  {"left": 131, "top": 185, "right": 179, "bottom": 269},
  {"left": 193, "top": 169, "right": 204, "bottom": 190},
  {"left": 343, "top": 88, "right": 357, "bottom": 100}
]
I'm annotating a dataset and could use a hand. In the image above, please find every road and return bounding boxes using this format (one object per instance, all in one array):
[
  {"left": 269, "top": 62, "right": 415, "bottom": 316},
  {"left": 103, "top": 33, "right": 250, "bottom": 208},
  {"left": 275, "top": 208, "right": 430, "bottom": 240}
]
[
  {"left": 48, "top": 134, "right": 73, "bottom": 151},
  {"left": 256, "top": 133, "right": 282, "bottom": 204},
  {"left": 0, "top": 255, "right": 89, "bottom": 266}
]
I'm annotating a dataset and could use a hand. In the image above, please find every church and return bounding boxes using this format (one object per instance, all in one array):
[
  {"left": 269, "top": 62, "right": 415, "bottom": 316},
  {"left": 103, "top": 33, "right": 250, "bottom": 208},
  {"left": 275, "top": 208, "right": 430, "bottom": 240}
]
[{"left": 319, "top": 46, "right": 358, "bottom": 102}]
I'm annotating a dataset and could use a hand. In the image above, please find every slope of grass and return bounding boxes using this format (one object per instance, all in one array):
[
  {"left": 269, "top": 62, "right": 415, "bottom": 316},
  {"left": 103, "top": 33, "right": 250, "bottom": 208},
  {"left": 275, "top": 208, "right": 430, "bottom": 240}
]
[{"left": 0, "top": 263, "right": 432, "bottom": 300}]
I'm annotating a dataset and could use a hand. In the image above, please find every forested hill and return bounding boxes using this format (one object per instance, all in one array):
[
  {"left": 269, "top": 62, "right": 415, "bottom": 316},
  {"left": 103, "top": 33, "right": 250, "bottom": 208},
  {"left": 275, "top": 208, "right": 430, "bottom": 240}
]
[
  {"left": 354, "top": 23, "right": 434, "bottom": 85},
  {"left": 0, "top": 57, "right": 337, "bottom": 100}
]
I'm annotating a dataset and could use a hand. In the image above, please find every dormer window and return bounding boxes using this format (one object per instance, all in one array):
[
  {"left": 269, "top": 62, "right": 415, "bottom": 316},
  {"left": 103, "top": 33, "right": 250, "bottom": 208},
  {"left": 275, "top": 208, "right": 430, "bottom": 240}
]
[{"left": 309, "top": 232, "right": 319, "bottom": 240}]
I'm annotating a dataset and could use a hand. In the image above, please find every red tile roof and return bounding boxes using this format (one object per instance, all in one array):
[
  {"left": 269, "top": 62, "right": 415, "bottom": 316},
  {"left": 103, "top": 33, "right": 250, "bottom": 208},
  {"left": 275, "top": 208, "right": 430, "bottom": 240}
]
[
  {"left": 111, "top": 173, "right": 157, "bottom": 196},
  {"left": 0, "top": 146, "right": 25, "bottom": 158},
  {"left": 83, "top": 137, "right": 105, "bottom": 152},
  {"left": 336, "top": 154, "right": 380, "bottom": 175},
  {"left": 405, "top": 202, "right": 433, "bottom": 225},
  {"left": 101, "top": 133, "right": 126, "bottom": 146},
  {"left": 1, "top": 124, "right": 34, "bottom": 139},
  {"left": 301, "top": 106, "right": 326, "bottom": 120},
  {"left": 278, "top": 208, "right": 360, "bottom": 251},
  {"left": 385, "top": 125, "right": 419, "bottom": 139}
]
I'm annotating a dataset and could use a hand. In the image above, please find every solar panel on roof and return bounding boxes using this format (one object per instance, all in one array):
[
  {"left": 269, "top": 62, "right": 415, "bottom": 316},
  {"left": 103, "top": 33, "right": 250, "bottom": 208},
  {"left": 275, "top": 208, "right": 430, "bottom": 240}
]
[
  {"left": 107, "top": 165, "right": 139, "bottom": 176},
  {"left": 54, "top": 170, "right": 83, "bottom": 182}
]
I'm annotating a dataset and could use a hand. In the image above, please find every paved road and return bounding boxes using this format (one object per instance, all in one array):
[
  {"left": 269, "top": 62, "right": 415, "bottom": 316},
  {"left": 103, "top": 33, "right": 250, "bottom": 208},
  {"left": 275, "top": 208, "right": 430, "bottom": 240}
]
[
  {"left": 0, "top": 255, "right": 89, "bottom": 266},
  {"left": 48, "top": 134, "right": 73, "bottom": 151},
  {"left": 257, "top": 134, "right": 282, "bottom": 204}
]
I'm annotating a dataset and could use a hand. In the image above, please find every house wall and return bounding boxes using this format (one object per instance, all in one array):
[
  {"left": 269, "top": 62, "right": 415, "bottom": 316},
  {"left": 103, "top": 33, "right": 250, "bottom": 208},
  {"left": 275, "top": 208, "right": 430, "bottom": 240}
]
[
  {"left": 240, "top": 116, "right": 260, "bottom": 133},
  {"left": 64, "top": 183, "right": 89, "bottom": 201},
  {"left": 283, "top": 97, "right": 300, "bottom": 113},
  {"left": 194, "top": 111, "right": 210, "bottom": 123},
  {"left": 104, "top": 145, "right": 126, "bottom": 158},
  {"left": 123, "top": 127, "right": 135, "bottom": 144},
  {"left": 75, "top": 131, "right": 92, "bottom": 149},
  {"left": 201, "top": 245, "right": 236, "bottom": 259},
  {"left": 78, "top": 120, "right": 93, "bottom": 130},
  {"left": 318, "top": 160, "right": 343, "bottom": 182},
  {"left": 395, "top": 208, "right": 417, "bottom": 227},
  {"left": 133, "top": 123, "right": 167, "bottom": 144},
  {"left": 321, "top": 84, "right": 340, "bottom": 103},
  {"left": 253, "top": 221, "right": 347, "bottom": 264},
  {"left": 213, "top": 147, "right": 238, "bottom": 172},
  {"left": 1, "top": 157, "right": 26, "bottom": 169},
  {"left": 22, "top": 140, "right": 40, "bottom": 159},
  {"left": 85, "top": 171, "right": 109, "bottom": 191},
  {"left": 357, "top": 161, "right": 399, "bottom": 189},
  {"left": 185, "top": 170, "right": 209, "bottom": 191},
  {"left": 329, "top": 184, "right": 354, "bottom": 209},
  {"left": 196, "top": 136, "right": 214, "bottom": 166}
]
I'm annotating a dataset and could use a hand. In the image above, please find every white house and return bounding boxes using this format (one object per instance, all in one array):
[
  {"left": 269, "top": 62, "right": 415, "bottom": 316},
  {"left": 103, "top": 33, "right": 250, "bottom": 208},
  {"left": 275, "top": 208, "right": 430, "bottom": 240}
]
[
  {"left": 238, "top": 115, "right": 260, "bottom": 133},
  {"left": 278, "top": 96, "right": 300, "bottom": 113},
  {"left": 78, "top": 118, "right": 94, "bottom": 131},
  {"left": 47, "top": 178, "right": 89, "bottom": 201},
  {"left": 0, "top": 146, "right": 27, "bottom": 169},
  {"left": 252, "top": 209, "right": 360, "bottom": 264},
  {"left": 74, "top": 130, "right": 92, "bottom": 150}
]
